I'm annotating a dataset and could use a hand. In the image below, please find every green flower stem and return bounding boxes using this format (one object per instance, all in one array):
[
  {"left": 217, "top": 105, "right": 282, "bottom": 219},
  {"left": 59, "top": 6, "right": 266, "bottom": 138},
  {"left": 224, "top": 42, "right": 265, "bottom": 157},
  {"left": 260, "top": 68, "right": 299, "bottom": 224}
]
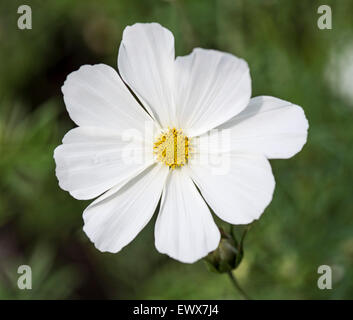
[{"left": 227, "top": 271, "right": 252, "bottom": 300}]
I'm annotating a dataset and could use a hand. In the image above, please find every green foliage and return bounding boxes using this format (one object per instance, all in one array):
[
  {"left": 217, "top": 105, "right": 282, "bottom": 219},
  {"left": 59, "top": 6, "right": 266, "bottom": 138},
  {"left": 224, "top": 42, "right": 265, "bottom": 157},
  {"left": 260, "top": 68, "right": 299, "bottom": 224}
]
[{"left": 0, "top": 0, "right": 352, "bottom": 299}]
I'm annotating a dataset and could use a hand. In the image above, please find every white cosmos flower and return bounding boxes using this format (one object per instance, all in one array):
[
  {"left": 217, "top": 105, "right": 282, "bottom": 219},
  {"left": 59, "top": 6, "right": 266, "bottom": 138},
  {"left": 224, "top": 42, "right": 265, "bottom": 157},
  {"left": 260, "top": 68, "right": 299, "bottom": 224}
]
[{"left": 54, "top": 23, "right": 308, "bottom": 263}]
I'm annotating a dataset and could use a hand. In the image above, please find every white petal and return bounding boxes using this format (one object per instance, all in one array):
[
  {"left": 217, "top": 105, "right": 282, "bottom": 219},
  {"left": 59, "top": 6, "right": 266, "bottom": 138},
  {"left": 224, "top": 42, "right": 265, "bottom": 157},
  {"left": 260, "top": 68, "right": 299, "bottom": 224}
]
[
  {"left": 118, "top": 23, "right": 175, "bottom": 128},
  {"left": 175, "top": 48, "right": 251, "bottom": 137},
  {"left": 83, "top": 163, "right": 169, "bottom": 253},
  {"left": 54, "top": 126, "right": 153, "bottom": 200},
  {"left": 155, "top": 169, "right": 220, "bottom": 263},
  {"left": 214, "top": 96, "right": 309, "bottom": 159},
  {"left": 62, "top": 64, "right": 153, "bottom": 130},
  {"left": 188, "top": 153, "right": 275, "bottom": 225}
]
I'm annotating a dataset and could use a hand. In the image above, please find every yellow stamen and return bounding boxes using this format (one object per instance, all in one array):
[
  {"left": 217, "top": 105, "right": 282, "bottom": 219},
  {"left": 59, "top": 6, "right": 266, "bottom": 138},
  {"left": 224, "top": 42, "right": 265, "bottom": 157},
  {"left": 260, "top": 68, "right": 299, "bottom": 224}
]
[{"left": 154, "top": 128, "right": 189, "bottom": 169}]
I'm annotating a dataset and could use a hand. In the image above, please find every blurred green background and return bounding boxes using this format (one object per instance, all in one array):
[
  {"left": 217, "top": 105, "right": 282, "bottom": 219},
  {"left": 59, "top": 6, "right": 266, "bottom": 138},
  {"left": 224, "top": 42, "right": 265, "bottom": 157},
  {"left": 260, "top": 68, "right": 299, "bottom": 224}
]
[{"left": 0, "top": 0, "right": 352, "bottom": 299}]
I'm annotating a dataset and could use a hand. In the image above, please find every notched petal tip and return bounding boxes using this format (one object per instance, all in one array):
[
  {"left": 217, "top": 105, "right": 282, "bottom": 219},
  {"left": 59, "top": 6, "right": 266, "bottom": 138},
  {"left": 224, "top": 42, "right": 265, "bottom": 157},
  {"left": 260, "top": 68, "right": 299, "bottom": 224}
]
[
  {"left": 217, "top": 95, "right": 310, "bottom": 159},
  {"left": 82, "top": 164, "right": 168, "bottom": 256},
  {"left": 155, "top": 234, "right": 221, "bottom": 264},
  {"left": 154, "top": 170, "right": 221, "bottom": 264}
]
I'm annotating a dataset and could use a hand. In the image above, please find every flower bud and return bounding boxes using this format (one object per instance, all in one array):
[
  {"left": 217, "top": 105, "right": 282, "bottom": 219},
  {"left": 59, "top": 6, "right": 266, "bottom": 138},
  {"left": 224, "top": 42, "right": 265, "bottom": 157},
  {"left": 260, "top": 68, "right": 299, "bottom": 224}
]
[{"left": 204, "top": 228, "right": 243, "bottom": 273}]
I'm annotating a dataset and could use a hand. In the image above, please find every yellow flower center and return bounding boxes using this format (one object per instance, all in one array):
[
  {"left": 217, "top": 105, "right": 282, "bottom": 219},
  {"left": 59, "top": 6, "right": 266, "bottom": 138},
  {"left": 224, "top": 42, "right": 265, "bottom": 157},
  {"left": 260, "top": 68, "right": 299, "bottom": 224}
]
[{"left": 154, "top": 128, "right": 189, "bottom": 169}]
